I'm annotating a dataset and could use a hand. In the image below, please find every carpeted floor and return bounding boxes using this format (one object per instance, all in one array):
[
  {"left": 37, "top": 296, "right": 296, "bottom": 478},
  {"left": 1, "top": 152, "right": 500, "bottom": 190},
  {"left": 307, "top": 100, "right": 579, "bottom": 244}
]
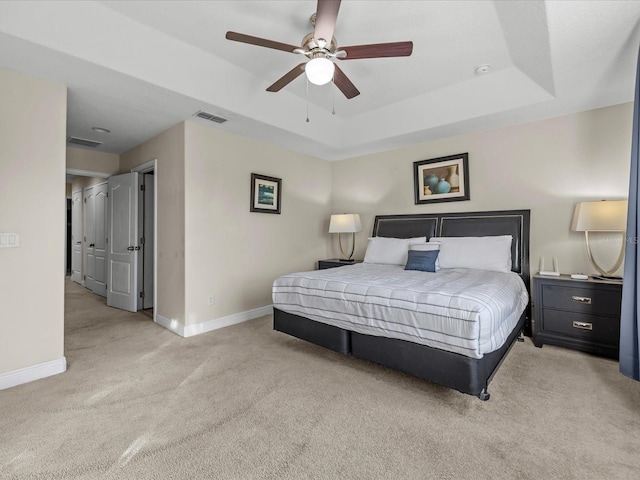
[{"left": 1, "top": 278, "right": 639, "bottom": 479}]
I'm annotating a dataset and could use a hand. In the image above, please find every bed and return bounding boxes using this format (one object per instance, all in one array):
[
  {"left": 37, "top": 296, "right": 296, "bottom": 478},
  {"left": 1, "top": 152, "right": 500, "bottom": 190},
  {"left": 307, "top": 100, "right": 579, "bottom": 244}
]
[{"left": 272, "top": 209, "right": 531, "bottom": 400}]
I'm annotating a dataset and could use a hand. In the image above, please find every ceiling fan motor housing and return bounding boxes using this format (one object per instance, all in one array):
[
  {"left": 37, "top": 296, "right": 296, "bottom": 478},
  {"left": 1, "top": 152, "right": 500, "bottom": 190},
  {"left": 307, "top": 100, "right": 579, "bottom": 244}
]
[{"left": 301, "top": 32, "right": 337, "bottom": 56}]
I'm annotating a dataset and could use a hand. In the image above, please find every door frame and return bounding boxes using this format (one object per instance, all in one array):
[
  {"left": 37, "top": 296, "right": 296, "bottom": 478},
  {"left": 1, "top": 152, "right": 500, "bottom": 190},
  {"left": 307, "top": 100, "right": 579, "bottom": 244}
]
[{"left": 131, "top": 159, "right": 158, "bottom": 322}]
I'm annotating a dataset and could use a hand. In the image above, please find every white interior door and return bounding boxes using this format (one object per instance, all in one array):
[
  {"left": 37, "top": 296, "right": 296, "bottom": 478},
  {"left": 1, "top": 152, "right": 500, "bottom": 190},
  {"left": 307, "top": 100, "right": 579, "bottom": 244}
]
[
  {"left": 83, "top": 186, "right": 95, "bottom": 292},
  {"left": 92, "top": 183, "right": 108, "bottom": 297},
  {"left": 107, "top": 172, "right": 138, "bottom": 312},
  {"left": 71, "top": 190, "right": 83, "bottom": 284}
]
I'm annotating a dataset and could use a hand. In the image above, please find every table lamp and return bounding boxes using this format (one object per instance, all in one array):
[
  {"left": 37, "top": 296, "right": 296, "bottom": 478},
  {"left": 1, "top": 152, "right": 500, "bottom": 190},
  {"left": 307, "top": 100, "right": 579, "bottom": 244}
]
[
  {"left": 571, "top": 200, "right": 627, "bottom": 279},
  {"left": 329, "top": 214, "right": 362, "bottom": 262}
]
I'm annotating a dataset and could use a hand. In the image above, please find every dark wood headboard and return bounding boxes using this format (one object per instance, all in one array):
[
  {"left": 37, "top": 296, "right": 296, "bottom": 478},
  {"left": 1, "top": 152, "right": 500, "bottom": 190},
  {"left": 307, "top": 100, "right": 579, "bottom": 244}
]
[{"left": 372, "top": 210, "right": 531, "bottom": 320}]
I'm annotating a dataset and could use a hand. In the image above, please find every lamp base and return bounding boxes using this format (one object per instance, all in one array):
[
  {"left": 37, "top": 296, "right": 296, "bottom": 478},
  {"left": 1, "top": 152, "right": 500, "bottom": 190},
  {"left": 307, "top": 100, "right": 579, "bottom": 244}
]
[
  {"left": 338, "top": 258, "right": 355, "bottom": 263},
  {"left": 592, "top": 275, "right": 623, "bottom": 282}
]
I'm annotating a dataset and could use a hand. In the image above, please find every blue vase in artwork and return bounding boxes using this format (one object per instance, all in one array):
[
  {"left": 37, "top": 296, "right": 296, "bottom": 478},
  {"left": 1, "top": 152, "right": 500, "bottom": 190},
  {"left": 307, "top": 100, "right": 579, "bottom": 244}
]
[
  {"left": 436, "top": 178, "right": 451, "bottom": 194},
  {"left": 424, "top": 174, "right": 439, "bottom": 192}
]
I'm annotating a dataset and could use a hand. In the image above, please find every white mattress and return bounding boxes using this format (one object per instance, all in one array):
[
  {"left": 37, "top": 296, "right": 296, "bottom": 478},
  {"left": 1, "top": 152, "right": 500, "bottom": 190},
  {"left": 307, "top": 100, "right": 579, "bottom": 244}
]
[{"left": 272, "top": 263, "right": 529, "bottom": 359}]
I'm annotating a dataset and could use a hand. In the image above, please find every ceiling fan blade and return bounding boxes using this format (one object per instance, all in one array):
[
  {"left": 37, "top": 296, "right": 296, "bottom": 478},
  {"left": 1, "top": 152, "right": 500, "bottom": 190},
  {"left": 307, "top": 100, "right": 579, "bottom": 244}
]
[
  {"left": 338, "top": 41, "right": 413, "bottom": 60},
  {"left": 266, "top": 64, "right": 306, "bottom": 92},
  {"left": 314, "top": 0, "right": 341, "bottom": 45},
  {"left": 333, "top": 64, "right": 360, "bottom": 99},
  {"left": 226, "top": 31, "right": 299, "bottom": 54}
]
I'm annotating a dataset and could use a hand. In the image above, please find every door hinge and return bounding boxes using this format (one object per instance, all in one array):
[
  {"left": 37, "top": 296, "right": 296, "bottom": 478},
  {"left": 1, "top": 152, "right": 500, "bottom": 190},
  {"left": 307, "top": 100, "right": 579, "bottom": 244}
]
[
  {"left": 84, "top": 198, "right": 86, "bottom": 203},
  {"left": 140, "top": 237, "right": 145, "bottom": 245},
  {"left": 139, "top": 291, "right": 145, "bottom": 298},
  {"left": 140, "top": 184, "right": 146, "bottom": 191}
]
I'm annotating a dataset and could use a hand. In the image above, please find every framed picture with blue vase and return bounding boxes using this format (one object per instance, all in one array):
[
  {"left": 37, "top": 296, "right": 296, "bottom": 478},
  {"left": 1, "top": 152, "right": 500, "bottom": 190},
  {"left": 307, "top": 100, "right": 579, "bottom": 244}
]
[
  {"left": 250, "top": 173, "right": 282, "bottom": 214},
  {"left": 413, "top": 153, "right": 470, "bottom": 204}
]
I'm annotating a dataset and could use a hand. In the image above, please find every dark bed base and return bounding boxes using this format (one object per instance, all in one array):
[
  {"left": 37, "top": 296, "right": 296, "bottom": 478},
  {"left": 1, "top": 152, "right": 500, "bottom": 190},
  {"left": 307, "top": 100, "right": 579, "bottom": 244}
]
[
  {"left": 274, "top": 308, "right": 526, "bottom": 400},
  {"left": 274, "top": 308, "right": 351, "bottom": 354}
]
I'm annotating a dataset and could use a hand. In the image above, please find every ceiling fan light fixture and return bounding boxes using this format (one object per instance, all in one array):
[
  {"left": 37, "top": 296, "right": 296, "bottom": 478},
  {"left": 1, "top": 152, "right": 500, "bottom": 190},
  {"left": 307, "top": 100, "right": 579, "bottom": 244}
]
[{"left": 306, "top": 57, "right": 335, "bottom": 85}]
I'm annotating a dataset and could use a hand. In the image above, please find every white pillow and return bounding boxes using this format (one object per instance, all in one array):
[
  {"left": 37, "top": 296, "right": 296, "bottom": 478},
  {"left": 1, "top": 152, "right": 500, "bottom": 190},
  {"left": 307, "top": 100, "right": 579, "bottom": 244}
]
[
  {"left": 430, "top": 235, "right": 513, "bottom": 272},
  {"left": 363, "top": 237, "right": 427, "bottom": 265},
  {"left": 409, "top": 242, "right": 440, "bottom": 252}
]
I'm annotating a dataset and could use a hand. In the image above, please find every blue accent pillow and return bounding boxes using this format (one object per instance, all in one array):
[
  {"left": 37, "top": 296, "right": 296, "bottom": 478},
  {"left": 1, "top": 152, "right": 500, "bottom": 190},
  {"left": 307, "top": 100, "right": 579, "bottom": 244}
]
[{"left": 405, "top": 249, "right": 439, "bottom": 272}]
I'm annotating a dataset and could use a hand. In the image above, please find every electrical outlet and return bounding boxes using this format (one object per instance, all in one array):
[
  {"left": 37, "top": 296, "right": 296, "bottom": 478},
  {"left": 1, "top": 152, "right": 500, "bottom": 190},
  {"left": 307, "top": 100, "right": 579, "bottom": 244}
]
[
  {"left": 0, "top": 233, "right": 19, "bottom": 248},
  {"left": 207, "top": 294, "right": 214, "bottom": 306}
]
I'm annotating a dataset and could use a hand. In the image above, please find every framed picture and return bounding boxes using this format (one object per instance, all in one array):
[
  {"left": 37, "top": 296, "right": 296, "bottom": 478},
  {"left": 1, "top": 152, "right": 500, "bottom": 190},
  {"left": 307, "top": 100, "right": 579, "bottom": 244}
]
[
  {"left": 250, "top": 173, "right": 282, "bottom": 214},
  {"left": 414, "top": 153, "right": 470, "bottom": 204}
]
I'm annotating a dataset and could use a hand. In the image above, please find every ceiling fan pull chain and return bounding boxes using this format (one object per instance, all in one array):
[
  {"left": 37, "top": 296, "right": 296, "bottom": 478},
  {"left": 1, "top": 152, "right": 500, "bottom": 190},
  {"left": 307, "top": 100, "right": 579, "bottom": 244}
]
[
  {"left": 306, "top": 77, "right": 310, "bottom": 123},
  {"left": 332, "top": 75, "right": 336, "bottom": 115}
]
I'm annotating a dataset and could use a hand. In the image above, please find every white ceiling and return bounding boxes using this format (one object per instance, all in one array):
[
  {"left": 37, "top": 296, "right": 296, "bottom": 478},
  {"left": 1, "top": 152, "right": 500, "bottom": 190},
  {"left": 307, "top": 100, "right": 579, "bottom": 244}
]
[{"left": 0, "top": 0, "right": 639, "bottom": 161}]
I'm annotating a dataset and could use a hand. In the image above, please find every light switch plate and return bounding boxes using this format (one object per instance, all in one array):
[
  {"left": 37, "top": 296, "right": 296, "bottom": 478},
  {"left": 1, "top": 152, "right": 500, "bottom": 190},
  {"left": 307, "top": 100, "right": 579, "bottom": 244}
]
[{"left": 0, "top": 233, "right": 19, "bottom": 248}]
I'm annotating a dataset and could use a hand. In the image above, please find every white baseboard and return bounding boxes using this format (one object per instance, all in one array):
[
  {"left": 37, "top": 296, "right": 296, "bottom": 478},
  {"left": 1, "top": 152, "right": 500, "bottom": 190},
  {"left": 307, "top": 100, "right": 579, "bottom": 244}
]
[
  {"left": 0, "top": 357, "right": 67, "bottom": 391},
  {"left": 156, "top": 305, "right": 273, "bottom": 338},
  {"left": 155, "top": 314, "right": 186, "bottom": 337}
]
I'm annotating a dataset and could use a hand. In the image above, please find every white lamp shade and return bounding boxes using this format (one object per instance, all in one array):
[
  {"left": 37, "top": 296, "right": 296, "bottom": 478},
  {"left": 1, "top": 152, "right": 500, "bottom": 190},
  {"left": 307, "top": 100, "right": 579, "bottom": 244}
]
[
  {"left": 329, "top": 214, "right": 362, "bottom": 233},
  {"left": 305, "top": 57, "right": 335, "bottom": 85},
  {"left": 571, "top": 200, "right": 628, "bottom": 232}
]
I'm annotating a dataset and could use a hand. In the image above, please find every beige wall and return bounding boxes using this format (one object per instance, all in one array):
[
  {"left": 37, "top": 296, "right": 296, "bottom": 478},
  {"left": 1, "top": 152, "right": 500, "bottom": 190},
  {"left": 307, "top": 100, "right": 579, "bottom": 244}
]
[
  {"left": 0, "top": 68, "right": 66, "bottom": 374},
  {"left": 119, "top": 121, "right": 332, "bottom": 331},
  {"left": 184, "top": 122, "right": 332, "bottom": 326},
  {"left": 120, "top": 123, "right": 187, "bottom": 326},
  {"left": 332, "top": 103, "right": 633, "bottom": 277},
  {"left": 66, "top": 147, "right": 119, "bottom": 176}
]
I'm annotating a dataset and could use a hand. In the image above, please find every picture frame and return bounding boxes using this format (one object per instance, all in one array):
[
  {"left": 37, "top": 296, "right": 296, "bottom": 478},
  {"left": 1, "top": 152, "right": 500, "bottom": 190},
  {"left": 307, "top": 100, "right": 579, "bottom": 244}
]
[
  {"left": 250, "top": 173, "right": 282, "bottom": 214},
  {"left": 414, "top": 153, "right": 470, "bottom": 204}
]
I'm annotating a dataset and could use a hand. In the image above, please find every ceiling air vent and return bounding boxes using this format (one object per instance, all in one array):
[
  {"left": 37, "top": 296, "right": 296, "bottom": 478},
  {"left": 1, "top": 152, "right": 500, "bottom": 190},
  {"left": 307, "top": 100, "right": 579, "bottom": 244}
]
[
  {"left": 67, "top": 136, "right": 102, "bottom": 148},
  {"left": 194, "top": 110, "right": 227, "bottom": 124}
]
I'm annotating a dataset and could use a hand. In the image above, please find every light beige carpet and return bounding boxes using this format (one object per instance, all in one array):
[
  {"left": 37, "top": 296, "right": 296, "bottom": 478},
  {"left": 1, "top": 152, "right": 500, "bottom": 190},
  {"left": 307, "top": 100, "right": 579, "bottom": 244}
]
[{"left": 1, "top": 278, "right": 639, "bottom": 479}]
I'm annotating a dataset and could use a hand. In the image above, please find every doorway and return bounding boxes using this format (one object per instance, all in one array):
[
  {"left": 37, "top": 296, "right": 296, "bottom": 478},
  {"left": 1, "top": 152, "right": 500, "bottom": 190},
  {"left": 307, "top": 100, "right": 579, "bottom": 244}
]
[
  {"left": 139, "top": 171, "right": 155, "bottom": 312},
  {"left": 67, "top": 161, "right": 157, "bottom": 319},
  {"left": 131, "top": 159, "right": 157, "bottom": 320}
]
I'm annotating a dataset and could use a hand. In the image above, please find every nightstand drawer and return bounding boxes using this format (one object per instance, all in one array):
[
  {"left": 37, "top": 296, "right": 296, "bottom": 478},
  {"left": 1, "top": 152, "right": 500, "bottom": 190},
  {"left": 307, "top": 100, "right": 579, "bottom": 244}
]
[
  {"left": 541, "top": 284, "right": 621, "bottom": 317},
  {"left": 541, "top": 309, "right": 620, "bottom": 345}
]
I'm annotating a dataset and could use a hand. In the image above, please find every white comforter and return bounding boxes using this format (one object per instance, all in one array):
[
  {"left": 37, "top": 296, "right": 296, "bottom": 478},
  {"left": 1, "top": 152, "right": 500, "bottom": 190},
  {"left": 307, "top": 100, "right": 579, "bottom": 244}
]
[{"left": 272, "top": 263, "right": 529, "bottom": 359}]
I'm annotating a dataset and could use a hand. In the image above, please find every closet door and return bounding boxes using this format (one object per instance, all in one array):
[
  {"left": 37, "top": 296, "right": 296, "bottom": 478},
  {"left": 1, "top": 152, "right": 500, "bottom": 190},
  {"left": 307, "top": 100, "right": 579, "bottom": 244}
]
[
  {"left": 92, "top": 183, "right": 108, "bottom": 297},
  {"left": 71, "top": 190, "right": 83, "bottom": 284},
  {"left": 83, "top": 186, "right": 96, "bottom": 292},
  {"left": 82, "top": 183, "right": 108, "bottom": 297}
]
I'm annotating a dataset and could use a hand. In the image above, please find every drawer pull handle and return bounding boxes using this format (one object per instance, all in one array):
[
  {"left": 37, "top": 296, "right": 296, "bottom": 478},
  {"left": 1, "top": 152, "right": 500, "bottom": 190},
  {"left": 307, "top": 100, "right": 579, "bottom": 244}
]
[
  {"left": 572, "top": 321, "right": 593, "bottom": 331},
  {"left": 572, "top": 296, "right": 592, "bottom": 304}
]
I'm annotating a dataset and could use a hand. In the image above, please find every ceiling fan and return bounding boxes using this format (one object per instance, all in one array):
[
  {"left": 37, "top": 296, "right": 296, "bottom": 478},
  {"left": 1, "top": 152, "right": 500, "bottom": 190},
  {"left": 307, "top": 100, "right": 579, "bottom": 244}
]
[{"left": 225, "top": 0, "right": 413, "bottom": 99}]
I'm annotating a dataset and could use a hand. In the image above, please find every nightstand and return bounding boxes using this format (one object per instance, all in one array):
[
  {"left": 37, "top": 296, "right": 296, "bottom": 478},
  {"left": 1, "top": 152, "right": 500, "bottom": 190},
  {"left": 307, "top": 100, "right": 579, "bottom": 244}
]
[
  {"left": 318, "top": 258, "right": 363, "bottom": 270},
  {"left": 533, "top": 274, "right": 622, "bottom": 359}
]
